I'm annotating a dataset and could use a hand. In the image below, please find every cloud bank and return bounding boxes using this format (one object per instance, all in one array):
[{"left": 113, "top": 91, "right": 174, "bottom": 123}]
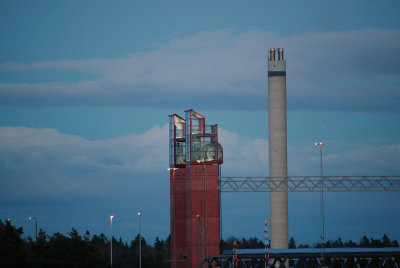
[
  {"left": 1, "top": 29, "right": 399, "bottom": 112},
  {"left": 1, "top": 125, "right": 399, "bottom": 202},
  {"left": 0, "top": 125, "right": 168, "bottom": 200}
]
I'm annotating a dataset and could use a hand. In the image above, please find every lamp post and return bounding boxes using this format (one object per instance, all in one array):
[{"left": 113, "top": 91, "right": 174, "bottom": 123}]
[
  {"left": 314, "top": 141, "right": 325, "bottom": 262},
  {"left": 138, "top": 212, "right": 142, "bottom": 268},
  {"left": 28, "top": 216, "right": 38, "bottom": 243},
  {"left": 110, "top": 215, "right": 114, "bottom": 267}
]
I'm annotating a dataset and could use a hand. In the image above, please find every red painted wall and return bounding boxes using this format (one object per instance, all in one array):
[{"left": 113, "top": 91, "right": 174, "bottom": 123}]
[
  {"left": 171, "top": 164, "right": 220, "bottom": 268},
  {"left": 186, "top": 164, "right": 220, "bottom": 268}
]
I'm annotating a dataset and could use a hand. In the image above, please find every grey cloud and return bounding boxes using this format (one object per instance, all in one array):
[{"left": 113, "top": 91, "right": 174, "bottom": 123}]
[
  {"left": 1, "top": 125, "right": 399, "bottom": 202},
  {"left": 284, "top": 29, "right": 400, "bottom": 112},
  {"left": 0, "top": 125, "right": 271, "bottom": 202},
  {"left": 219, "top": 128, "right": 269, "bottom": 176},
  {"left": 1, "top": 29, "right": 399, "bottom": 112},
  {"left": 0, "top": 125, "right": 168, "bottom": 201},
  {"left": 325, "top": 144, "right": 400, "bottom": 175}
]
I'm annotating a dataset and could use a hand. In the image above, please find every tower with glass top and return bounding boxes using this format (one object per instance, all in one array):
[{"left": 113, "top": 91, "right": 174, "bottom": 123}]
[{"left": 169, "top": 109, "right": 223, "bottom": 268}]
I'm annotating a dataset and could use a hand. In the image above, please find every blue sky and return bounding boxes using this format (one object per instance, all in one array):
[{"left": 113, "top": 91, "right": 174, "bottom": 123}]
[{"left": 1, "top": 1, "right": 400, "bottom": 246}]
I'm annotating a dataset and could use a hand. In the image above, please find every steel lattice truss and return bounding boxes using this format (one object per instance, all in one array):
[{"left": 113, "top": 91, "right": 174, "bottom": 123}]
[
  {"left": 202, "top": 249, "right": 400, "bottom": 268},
  {"left": 219, "top": 176, "right": 400, "bottom": 192}
]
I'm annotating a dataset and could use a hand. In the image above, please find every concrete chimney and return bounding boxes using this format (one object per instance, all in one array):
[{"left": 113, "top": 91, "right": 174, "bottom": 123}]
[{"left": 268, "top": 48, "right": 288, "bottom": 249}]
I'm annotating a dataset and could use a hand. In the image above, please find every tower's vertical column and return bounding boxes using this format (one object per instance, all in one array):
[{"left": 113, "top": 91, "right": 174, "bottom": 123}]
[
  {"left": 268, "top": 48, "right": 288, "bottom": 249},
  {"left": 169, "top": 114, "right": 187, "bottom": 268},
  {"left": 170, "top": 167, "right": 187, "bottom": 268},
  {"left": 184, "top": 109, "right": 222, "bottom": 268}
]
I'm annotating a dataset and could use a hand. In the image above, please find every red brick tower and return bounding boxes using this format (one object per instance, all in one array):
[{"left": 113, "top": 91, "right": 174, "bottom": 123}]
[{"left": 169, "top": 110, "right": 223, "bottom": 268}]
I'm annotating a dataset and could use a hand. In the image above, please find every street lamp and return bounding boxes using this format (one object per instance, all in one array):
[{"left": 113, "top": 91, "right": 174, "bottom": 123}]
[
  {"left": 314, "top": 141, "right": 325, "bottom": 261},
  {"left": 28, "top": 216, "right": 38, "bottom": 243},
  {"left": 110, "top": 215, "right": 114, "bottom": 267},
  {"left": 138, "top": 212, "right": 142, "bottom": 268}
]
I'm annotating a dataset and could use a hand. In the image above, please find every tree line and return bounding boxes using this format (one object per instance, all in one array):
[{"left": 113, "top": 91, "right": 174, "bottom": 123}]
[
  {"left": 221, "top": 235, "right": 399, "bottom": 251},
  {"left": 1, "top": 219, "right": 399, "bottom": 267},
  {"left": 289, "top": 235, "right": 399, "bottom": 249},
  {"left": 0, "top": 219, "right": 169, "bottom": 268}
]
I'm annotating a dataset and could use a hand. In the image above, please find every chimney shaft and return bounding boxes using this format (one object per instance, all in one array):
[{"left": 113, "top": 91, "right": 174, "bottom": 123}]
[{"left": 267, "top": 48, "right": 288, "bottom": 250}]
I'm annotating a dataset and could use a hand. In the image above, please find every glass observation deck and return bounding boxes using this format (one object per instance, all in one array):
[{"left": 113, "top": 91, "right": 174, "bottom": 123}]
[
  {"left": 185, "top": 109, "right": 223, "bottom": 165},
  {"left": 169, "top": 110, "right": 223, "bottom": 168},
  {"left": 169, "top": 114, "right": 186, "bottom": 168}
]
